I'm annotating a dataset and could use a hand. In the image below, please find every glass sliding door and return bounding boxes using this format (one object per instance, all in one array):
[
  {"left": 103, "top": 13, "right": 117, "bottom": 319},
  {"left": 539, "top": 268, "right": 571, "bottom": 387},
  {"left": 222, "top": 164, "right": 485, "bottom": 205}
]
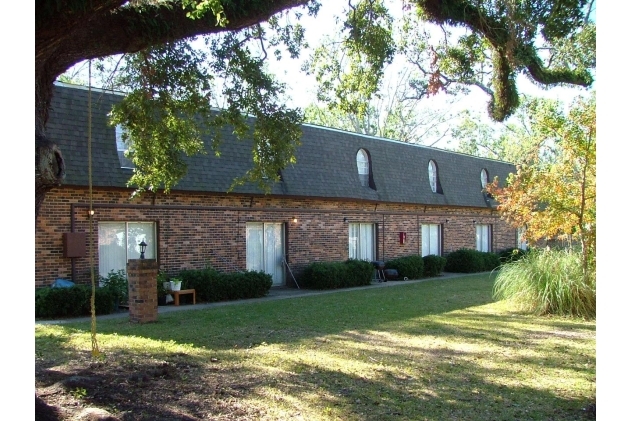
[
  {"left": 246, "top": 222, "right": 285, "bottom": 286},
  {"left": 476, "top": 224, "right": 491, "bottom": 252},
  {"left": 349, "top": 223, "right": 375, "bottom": 261},
  {"left": 421, "top": 224, "right": 441, "bottom": 256}
]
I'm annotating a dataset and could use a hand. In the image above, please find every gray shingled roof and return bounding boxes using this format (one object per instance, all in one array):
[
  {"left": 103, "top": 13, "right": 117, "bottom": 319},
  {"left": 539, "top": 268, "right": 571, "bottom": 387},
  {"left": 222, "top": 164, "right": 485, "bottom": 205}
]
[{"left": 47, "top": 83, "right": 515, "bottom": 208}]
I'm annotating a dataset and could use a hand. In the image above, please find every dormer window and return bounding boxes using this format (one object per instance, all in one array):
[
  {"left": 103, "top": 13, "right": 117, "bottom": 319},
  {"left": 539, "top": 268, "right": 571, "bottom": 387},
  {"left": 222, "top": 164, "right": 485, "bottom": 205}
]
[
  {"left": 481, "top": 169, "right": 489, "bottom": 189},
  {"left": 115, "top": 124, "right": 134, "bottom": 169},
  {"left": 356, "top": 149, "right": 370, "bottom": 187},
  {"left": 428, "top": 160, "right": 437, "bottom": 193}
]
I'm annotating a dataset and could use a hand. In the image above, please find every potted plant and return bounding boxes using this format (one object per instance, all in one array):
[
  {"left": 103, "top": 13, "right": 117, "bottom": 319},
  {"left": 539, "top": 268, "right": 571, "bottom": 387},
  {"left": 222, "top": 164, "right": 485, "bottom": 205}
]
[
  {"left": 158, "top": 270, "right": 171, "bottom": 291},
  {"left": 170, "top": 277, "right": 182, "bottom": 291}
]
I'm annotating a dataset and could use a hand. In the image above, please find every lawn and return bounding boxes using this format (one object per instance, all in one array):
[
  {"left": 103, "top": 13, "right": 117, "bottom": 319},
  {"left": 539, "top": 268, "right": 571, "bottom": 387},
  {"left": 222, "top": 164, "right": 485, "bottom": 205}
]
[{"left": 35, "top": 274, "right": 596, "bottom": 420}]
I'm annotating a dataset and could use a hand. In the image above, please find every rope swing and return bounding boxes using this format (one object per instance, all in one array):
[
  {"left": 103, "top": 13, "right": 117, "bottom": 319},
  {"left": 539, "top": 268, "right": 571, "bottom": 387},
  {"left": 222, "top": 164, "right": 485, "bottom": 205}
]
[{"left": 87, "top": 59, "right": 101, "bottom": 358}]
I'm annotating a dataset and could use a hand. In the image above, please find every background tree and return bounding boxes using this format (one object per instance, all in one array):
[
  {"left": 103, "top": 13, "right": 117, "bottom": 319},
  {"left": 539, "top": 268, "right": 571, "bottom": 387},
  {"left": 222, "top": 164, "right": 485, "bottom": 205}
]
[
  {"left": 487, "top": 92, "right": 596, "bottom": 281},
  {"left": 448, "top": 95, "right": 572, "bottom": 163},
  {"left": 303, "top": 68, "right": 457, "bottom": 144},
  {"left": 36, "top": 0, "right": 595, "bottom": 222}
]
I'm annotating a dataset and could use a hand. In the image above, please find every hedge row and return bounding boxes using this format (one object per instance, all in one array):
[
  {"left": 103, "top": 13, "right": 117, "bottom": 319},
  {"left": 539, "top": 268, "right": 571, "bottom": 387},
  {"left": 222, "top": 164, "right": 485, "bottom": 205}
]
[
  {"left": 444, "top": 249, "right": 502, "bottom": 273},
  {"left": 35, "top": 285, "right": 119, "bottom": 319},
  {"left": 177, "top": 268, "right": 273, "bottom": 302},
  {"left": 384, "top": 255, "right": 424, "bottom": 280},
  {"left": 423, "top": 255, "right": 447, "bottom": 277},
  {"left": 299, "top": 259, "right": 374, "bottom": 289}
]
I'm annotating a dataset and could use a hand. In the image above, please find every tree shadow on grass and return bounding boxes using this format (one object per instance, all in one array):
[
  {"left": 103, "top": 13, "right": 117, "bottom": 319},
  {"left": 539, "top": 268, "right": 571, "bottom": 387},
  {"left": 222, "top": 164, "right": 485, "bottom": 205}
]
[{"left": 36, "top": 275, "right": 595, "bottom": 420}]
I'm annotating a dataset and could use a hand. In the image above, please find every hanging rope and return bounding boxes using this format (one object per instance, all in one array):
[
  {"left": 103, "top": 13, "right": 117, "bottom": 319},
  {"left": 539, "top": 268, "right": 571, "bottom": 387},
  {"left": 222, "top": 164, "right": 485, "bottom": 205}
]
[{"left": 88, "top": 60, "right": 101, "bottom": 358}]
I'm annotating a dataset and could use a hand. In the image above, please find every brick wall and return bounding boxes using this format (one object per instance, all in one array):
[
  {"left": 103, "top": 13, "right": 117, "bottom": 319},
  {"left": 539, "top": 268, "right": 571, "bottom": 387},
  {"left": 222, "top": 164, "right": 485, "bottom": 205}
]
[{"left": 35, "top": 186, "right": 517, "bottom": 287}]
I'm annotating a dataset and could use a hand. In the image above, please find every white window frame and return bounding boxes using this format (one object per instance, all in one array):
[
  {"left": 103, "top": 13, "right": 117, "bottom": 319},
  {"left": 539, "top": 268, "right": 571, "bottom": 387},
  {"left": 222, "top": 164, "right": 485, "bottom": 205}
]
[
  {"left": 475, "top": 224, "right": 492, "bottom": 252},
  {"left": 115, "top": 124, "right": 135, "bottom": 169},
  {"left": 349, "top": 223, "right": 376, "bottom": 261},
  {"left": 356, "top": 149, "right": 369, "bottom": 187},
  {"left": 428, "top": 160, "right": 437, "bottom": 193},
  {"left": 421, "top": 224, "right": 441, "bottom": 257},
  {"left": 98, "top": 221, "right": 156, "bottom": 278},
  {"left": 481, "top": 169, "right": 489, "bottom": 189}
]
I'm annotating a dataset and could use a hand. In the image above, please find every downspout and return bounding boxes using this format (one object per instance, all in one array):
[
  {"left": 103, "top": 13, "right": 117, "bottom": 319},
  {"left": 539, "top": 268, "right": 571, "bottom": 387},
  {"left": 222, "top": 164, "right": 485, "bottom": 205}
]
[
  {"left": 70, "top": 203, "right": 76, "bottom": 282},
  {"left": 382, "top": 213, "right": 385, "bottom": 262}
]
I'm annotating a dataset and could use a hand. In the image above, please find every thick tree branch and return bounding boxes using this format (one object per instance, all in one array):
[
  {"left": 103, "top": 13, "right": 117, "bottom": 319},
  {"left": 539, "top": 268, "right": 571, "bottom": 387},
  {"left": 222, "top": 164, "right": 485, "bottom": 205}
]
[{"left": 37, "top": 1, "right": 309, "bottom": 79}]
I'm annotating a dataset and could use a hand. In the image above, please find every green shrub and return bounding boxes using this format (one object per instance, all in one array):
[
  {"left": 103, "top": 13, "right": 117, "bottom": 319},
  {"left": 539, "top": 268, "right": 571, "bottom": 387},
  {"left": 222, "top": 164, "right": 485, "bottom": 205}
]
[
  {"left": 99, "top": 269, "right": 128, "bottom": 306},
  {"left": 35, "top": 285, "right": 115, "bottom": 319},
  {"left": 422, "top": 255, "right": 447, "bottom": 277},
  {"left": 493, "top": 248, "right": 595, "bottom": 319},
  {"left": 343, "top": 259, "right": 374, "bottom": 287},
  {"left": 300, "top": 260, "right": 373, "bottom": 289},
  {"left": 444, "top": 249, "right": 485, "bottom": 273},
  {"left": 385, "top": 255, "right": 424, "bottom": 280},
  {"left": 178, "top": 268, "right": 273, "bottom": 302},
  {"left": 482, "top": 252, "right": 502, "bottom": 271},
  {"left": 178, "top": 267, "right": 219, "bottom": 301}
]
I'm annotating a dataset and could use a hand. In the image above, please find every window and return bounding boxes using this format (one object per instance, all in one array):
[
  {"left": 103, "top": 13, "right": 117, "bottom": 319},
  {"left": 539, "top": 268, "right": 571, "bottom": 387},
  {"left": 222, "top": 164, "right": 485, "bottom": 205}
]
[
  {"left": 349, "top": 223, "right": 376, "bottom": 261},
  {"left": 246, "top": 222, "right": 285, "bottom": 286},
  {"left": 475, "top": 224, "right": 492, "bottom": 252},
  {"left": 428, "top": 160, "right": 437, "bottom": 193},
  {"left": 421, "top": 224, "right": 441, "bottom": 256},
  {"left": 517, "top": 227, "right": 528, "bottom": 250},
  {"left": 481, "top": 169, "right": 489, "bottom": 189},
  {"left": 98, "top": 222, "right": 156, "bottom": 278},
  {"left": 356, "top": 149, "right": 370, "bottom": 187},
  {"left": 115, "top": 124, "right": 135, "bottom": 168}
]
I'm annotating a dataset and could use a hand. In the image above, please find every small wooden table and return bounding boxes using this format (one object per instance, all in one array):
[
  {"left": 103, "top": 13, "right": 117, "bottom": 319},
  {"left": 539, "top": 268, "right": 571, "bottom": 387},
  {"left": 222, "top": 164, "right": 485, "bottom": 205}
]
[{"left": 169, "top": 289, "right": 196, "bottom": 306}]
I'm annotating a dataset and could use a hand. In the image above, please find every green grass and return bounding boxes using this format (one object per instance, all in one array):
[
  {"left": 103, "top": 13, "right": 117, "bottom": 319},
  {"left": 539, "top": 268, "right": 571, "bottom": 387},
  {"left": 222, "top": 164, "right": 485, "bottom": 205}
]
[{"left": 36, "top": 274, "right": 596, "bottom": 420}]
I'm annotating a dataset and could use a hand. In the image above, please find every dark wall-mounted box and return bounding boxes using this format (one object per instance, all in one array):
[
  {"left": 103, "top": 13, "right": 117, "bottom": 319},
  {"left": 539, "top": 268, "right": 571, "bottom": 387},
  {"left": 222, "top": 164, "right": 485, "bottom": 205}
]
[{"left": 63, "top": 232, "right": 86, "bottom": 258}]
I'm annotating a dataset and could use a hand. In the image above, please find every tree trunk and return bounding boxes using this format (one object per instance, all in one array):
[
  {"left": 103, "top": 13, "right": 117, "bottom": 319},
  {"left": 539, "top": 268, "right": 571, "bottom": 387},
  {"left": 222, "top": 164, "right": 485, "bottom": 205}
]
[{"left": 35, "top": 72, "right": 66, "bottom": 225}]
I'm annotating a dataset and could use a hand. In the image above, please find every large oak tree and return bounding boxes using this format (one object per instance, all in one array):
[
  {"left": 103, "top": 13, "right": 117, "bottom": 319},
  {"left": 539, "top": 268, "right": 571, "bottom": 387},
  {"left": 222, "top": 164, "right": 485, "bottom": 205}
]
[{"left": 35, "top": 0, "right": 594, "bottom": 222}]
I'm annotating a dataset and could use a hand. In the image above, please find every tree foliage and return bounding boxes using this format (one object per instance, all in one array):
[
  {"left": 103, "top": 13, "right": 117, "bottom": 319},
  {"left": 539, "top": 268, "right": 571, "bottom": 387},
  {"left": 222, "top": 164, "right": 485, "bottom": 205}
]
[
  {"left": 35, "top": 0, "right": 596, "bottom": 219},
  {"left": 487, "top": 93, "right": 595, "bottom": 280}
]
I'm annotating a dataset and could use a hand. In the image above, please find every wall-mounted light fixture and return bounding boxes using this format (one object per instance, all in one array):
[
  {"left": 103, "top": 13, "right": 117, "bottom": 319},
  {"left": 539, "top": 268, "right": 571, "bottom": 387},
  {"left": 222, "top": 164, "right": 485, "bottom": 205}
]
[
  {"left": 472, "top": 220, "right": 477, "bottom": 224},
  {"left": 445, "top": 219, "right": 449, "bottom": 224},
  {"left": 343, "top": 217, "right": 348, "bottom": 223},
  {"left": 139, "top": 240, "right": 147, "bottom": 259},
  {"left": 88, "top": 209, "right": 95, "bottom": 217},
  {"left": 292, "top": 217, "right": 298, "bottom": 223}
]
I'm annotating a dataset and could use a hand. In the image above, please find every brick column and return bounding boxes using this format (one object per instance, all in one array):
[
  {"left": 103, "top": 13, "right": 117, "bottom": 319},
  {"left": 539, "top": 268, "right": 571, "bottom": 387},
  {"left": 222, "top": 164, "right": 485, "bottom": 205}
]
[{"left": 127, "top": 259, "right": 158, "bottom": 323}]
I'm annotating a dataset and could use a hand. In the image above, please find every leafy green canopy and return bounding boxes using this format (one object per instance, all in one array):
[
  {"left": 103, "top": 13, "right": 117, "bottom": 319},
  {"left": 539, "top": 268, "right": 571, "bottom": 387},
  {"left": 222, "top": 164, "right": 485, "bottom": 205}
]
[{"left": 40, "top": 0, "right": 595, "bottom": 197}]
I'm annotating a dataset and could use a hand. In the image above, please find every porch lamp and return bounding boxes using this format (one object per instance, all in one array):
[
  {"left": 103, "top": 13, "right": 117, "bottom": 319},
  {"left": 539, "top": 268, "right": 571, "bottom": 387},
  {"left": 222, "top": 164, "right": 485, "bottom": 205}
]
[{"left": 139, "top": 241, "right": 147, "bottom": 259}]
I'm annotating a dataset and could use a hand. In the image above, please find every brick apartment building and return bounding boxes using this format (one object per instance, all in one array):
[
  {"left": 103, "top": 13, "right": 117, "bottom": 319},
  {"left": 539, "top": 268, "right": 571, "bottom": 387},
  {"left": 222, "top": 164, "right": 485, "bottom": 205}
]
[{"left": 35, "top": 83, "right": 518, "bottom": 288}]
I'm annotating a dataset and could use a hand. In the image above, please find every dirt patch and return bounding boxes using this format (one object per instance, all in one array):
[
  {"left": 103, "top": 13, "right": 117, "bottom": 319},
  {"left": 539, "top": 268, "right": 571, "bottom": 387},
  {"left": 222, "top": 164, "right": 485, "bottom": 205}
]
[{"left": 35, "top": 352, "right": 267, "bottom": 420}]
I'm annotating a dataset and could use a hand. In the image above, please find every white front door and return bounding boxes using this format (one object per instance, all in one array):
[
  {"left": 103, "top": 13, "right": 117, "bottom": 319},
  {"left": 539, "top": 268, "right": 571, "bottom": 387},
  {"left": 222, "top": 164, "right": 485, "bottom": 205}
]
[{"left": 246, "top": 222, "right": 285, "bottom": 286}]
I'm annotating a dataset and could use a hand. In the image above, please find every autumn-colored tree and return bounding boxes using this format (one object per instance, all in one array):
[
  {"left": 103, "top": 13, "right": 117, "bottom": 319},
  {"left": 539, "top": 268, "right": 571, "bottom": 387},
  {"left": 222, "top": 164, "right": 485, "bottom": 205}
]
[{"left": 487, "top": 93, "right": 595, "bottom": 281}]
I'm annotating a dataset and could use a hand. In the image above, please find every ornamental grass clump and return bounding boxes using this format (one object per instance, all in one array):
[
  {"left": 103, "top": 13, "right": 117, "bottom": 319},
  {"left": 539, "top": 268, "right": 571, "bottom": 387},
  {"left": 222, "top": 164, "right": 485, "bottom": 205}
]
[{"left": 493, "top": 248, "right": 595, "bottom": 319}]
